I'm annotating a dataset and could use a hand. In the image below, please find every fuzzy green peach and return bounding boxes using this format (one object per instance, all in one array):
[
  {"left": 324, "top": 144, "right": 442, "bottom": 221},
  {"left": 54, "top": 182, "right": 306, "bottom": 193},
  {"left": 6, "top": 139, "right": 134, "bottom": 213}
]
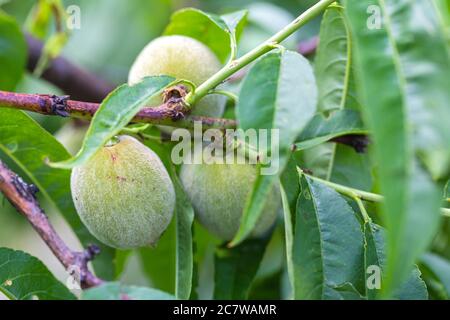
[
  {"left": 180, "top": 162, "right": 280, "bottom": 241},
  {"left": 128, "top": 35, "right": 225, "bottom": 118},
  {"left": 71, "top": 135, "right": 175, "bottom": 249}
]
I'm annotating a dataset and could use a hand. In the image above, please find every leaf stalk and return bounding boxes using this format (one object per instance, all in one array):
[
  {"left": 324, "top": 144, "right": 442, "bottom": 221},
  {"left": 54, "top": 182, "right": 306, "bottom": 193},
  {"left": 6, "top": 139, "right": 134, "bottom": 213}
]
[{"left": 300, "top": 169, "right": 450, "bottom": 217}]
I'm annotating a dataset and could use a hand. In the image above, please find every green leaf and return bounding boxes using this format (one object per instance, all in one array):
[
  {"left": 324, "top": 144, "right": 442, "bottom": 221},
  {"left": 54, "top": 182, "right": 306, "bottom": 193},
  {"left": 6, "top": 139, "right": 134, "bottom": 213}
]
[
  {"left": 138, "top": 220, "right": 176, "bottom": 294},
  {"left": 364, "top": 222, "right": 428, "bottom": 300},
  {"left": 248, "top": 270, "right": 283, "bottom": 299},
  {"left": 26, "top": 0, "right": 69, "bottom": 77},
  {"left": 46, "top": 32, "right": 67, "bottom": 52},
  {"left": 410, "top": 1, "right": 450, "bottom": 180},
  {"left": 313, "top": 5, "right": 371, "bottom": 188},
  {"left": 229, "top": 173, "right": 278, "bottom": 247},
  {"left": 433, "top": 0, "right": 450, "bottom": 43},
  {"left": 164, "top": 8, "right": 247, "bottom": 63},
  {"left": 221, "top": 10, "right": 248, "bottom": 35},
  {"left": 295, "top": 109, "right": 366, "bottom": 151},
  {"left": 292, "top": 174, "right": 365, "bottom": 299},
  {"left": 214, "top": 237, "right": 270, "bottom": 300},
  {"left": 190, "top": 221, "right": 219, "bottom": 299},
  {"left": 0, "top": 247, "right": 75, "bottom": 300},
  {"left": 136, "top": 142, "right": 180, "bottom": 296},
  {"left": 329, "top": 144, "right": 373, "bottom": 191},
  {"left": 0, "top": 11, "right": 26, "bottom": 90},
  {"left": 135, "top": 140, "right": 194, "bottom": 299},
  {"left": 420, "top": 253, "right": 450, "bottom": 299},
  {"left": 345, "top": 0, "right": 445, "bottom": 296},
  {"left": 221, "top": 10, "right": 248, "bottom": 58},
  {"left": 280, "top": 183, "right": 295, "bottom": 296},
  {"left": 231, "top": 50, "right": 317, "bottom": 246},
  {"left": 26, "top": 0, "right": 52, "bottom": 39},
  {"left": 171, "top": 172, "right": 195, "bottom": 300},
  {"left": 82, "top": 282, "right": 175, "bottom": 300},
  {"left": 280, "top": 157, "right": 302, "bottom": 296},
  {"left": 314, "top": 5, "right": 352, "bottom": 113},
  {"left": 300, "top": 143, "right": 334, "bottom": 180},
  {"left": 49, "top": 76, "right": 175, "bottom": 169},
  {"left": 237, "top": 50, "right": 317, "bottom": 150},
  {"left": 280, "top": 156, "right": 301, "bottom": 214},
  {"left": 0, "top": 109, "right": 115, "bottom": 279}
]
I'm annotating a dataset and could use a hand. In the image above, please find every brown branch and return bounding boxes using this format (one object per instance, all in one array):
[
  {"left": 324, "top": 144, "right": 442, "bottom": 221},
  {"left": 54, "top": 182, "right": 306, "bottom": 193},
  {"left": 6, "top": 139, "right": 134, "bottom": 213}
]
[
  {"left": 26, "top": 34, "right": 115, "bottom": 102},
  {"left": 0, "top": 160, "right": 102, "bottom": 289},
  {"left": 0, "top": 90, "right": 237, "bottom": 130},
  {"left": 0, "top": 90, "right": 368, "bottom": 149}
]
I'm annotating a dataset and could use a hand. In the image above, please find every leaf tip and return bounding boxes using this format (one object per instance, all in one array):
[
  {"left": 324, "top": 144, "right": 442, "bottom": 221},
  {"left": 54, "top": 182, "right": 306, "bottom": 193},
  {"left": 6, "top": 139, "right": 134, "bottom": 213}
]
[
  {"left": 228, "top": 231, "right": 246, "bottom": 248},
  {"left": 46, "top": 158, "right": 76, "bottom": 170}
]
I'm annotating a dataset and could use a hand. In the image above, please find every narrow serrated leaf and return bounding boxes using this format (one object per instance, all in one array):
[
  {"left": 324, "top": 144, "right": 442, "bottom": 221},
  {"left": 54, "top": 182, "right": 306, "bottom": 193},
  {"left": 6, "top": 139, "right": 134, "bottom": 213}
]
[
  {"left": 0, "top": 248, "right": 75, "bottom": 300},
  {"left": 82, "top": 282, "right": 174, "bottom": 300},
  {"left": 315, "top": 5, "right": 352, "bottom": 113},
  {"left": 420, "top": 253, "right": 450, "bottom": 299},
  {"left": 295, "top": 109, "right": 366, "bottom": 151},
  {"left": 214, "top": 237, "right": 269, "bottom": 300},
  {"left": 312, "top": 5, "right": 372, "bottom": 190},
  {"left": 221, "top": 10, "right": 248, "bottom": 34},
  {"left": 172, "top": 173, "right": 195, "bottom": 300},
  {"left": 293, "top": 174, "right": 365, "bottom": 299},
  {"left": 345, "top": 0, "right": 444, "bottom": 297},
  {"left": 164, "top": 8, "right": 247, "bottom": 63},
  {"left": 231, "top": 50, "right": 317, "bottom": 246},
  {"left": 364, "top": 222, "right": 428, "bottom": 300},
  {"left": 0, "top": 11, "right": 26, "bottom": 90},
  {"left": 137, "top": 141, "right": 194, "bottom": 299}
]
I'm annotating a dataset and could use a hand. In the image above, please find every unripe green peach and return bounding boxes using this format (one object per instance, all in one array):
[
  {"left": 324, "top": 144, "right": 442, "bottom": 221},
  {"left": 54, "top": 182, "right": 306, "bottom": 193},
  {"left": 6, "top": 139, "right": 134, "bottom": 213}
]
[
  {"left": 180, "top": 163, "right": 280, "bottom": 241},
  {"left": 71, "top": 135, "right": 175, "bottom": 249},
  {"left": 128, "top": 35, "right": 225, "bottom": 118}
]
